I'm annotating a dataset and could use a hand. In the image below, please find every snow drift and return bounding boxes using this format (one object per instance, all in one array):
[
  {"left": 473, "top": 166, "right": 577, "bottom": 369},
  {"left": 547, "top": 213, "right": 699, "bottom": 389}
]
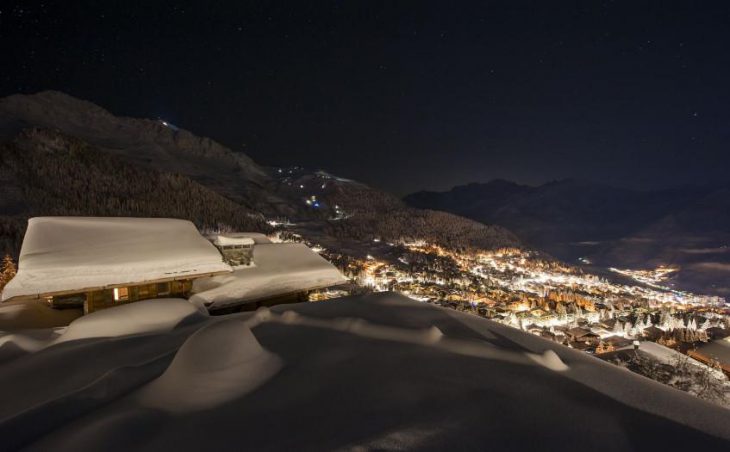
[
  {"left": 190, "top": 242, "right": 347, "bottom": 309},
  {"left": 1, "top": 292, "right": 728, "bottom": 451},
  {"left": 135, "top": 319, "right": 282, "bottom": 414},
  {"left": 56, "top": 298, "right": 207, "bottom": 343}
]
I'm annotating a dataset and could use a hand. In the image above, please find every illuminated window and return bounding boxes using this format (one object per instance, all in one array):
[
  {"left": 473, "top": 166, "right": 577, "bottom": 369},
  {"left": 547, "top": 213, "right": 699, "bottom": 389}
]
[{"left": 113, "top": 287, "right": 129, "bottom": 301}]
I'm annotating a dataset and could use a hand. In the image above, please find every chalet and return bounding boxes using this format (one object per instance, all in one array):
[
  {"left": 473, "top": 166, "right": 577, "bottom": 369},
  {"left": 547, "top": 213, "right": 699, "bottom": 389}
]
[
  {"left": 705, "top": 327, "right": 730, "bottom": 341},
  {"left": 539, "top": 330, "right": 556, "bottom": 341},
  {"left": 1, "top": 217, "right": 232, "bottom": 313},
  {"left": 688, "top": 338, "right": 730, "bottom": 377},
  {"left": 603, "top": 335, "right": 633, "bottom": 349},
  {"left": 641, "top": 325, "right": 664, "bottom": 341},
  {"left": 565, "top": 327, "right": 600, "bottom": 345},
  {"left": 591, "top": 327, "right": 613, "bottom": 338},
  {"left": 2, "top": 217, "right": 347, "bottom": 315},
  {"left": 598, "top": 318, "right": 617, "bottom": 330},
  {"left": 570, "top": 341, "right": 596, "bottom": 353}
]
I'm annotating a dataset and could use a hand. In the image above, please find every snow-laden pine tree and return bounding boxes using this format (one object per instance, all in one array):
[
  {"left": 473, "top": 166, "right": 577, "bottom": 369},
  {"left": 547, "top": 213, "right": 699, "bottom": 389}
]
[
  {"left": 556, "top": 303, "right": 567, "bottom": 320},
  {"left": 624, "top": 321, "right": 633, "bottom": 337},
  {"left": 613, "top": 320, "right": 623, "bottom": 335}
]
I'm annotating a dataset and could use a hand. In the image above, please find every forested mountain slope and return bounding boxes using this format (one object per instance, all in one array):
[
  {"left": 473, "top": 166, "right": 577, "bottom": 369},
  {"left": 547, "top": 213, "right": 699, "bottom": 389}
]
[{"left": 0, "top": 92, "right": 521, "bottom": 257}]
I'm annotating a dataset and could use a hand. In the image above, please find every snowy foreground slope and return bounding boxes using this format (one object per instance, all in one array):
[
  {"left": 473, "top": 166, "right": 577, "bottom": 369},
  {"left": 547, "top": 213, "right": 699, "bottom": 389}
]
[{"left": 1, "top": 294, "right": 729, "bottom": 451}]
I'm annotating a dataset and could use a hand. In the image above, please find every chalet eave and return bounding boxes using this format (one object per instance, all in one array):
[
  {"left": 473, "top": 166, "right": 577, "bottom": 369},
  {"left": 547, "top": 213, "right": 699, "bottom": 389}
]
[
  {"left": 5, "top": 269, "right": 232, "bottom": 302},
  {"left": 206, "top": 281, "right": 351, "bottom": 311}
]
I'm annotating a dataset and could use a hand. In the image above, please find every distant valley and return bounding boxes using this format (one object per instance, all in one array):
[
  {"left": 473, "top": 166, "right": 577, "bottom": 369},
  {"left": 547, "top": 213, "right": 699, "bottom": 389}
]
[{"left": 406, "top": 179, "right": 730, "bottom": 296}]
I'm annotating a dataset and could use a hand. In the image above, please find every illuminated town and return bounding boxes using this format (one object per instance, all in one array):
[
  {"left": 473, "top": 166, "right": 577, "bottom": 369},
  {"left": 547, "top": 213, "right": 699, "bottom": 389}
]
[{"left": 299, "top": 234, "right": 729, "bottom": 379}]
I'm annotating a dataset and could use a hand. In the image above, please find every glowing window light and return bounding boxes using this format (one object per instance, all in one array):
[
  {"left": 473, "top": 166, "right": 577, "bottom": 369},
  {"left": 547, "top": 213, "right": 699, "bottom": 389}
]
[{"left": 113, "top": 287, "right": 129, "bottom": 302}]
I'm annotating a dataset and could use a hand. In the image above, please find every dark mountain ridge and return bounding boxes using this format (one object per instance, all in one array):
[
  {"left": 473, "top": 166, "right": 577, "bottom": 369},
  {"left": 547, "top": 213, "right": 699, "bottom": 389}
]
[{"left": 0, "top": 90, "right": 290, "bottom": 215}]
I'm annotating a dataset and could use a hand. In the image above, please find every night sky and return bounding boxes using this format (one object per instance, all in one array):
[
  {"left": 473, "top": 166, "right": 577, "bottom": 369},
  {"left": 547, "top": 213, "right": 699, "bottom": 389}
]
[{"left": 2, "top": 1, "right": 730, "bottom": 194}]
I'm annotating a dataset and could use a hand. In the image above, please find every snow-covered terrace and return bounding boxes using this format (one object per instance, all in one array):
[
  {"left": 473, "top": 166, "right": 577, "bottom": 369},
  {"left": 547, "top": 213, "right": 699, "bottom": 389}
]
[{"left": 190, "top": 242, "right": 348, "bottom": 310}]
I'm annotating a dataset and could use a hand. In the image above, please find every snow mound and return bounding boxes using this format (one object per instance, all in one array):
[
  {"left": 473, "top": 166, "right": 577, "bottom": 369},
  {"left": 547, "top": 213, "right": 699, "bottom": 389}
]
[
  {"left": 423, "top": 325, "right": 444, "bottom": 344},
  {"left": 0, "top": 332, "right": 54, "bottom": 362},
  {"left": 56, "top": 299, "right": 205, "bottom": 343},
  {"left": 527, "top": 349, "right": 569, "bottom": 371},
  {"left": 0, "top": 300, "right": 82, "bottom": 331},
  {"left": 135, "top": 319, "right": 282, "bottom": 413}
]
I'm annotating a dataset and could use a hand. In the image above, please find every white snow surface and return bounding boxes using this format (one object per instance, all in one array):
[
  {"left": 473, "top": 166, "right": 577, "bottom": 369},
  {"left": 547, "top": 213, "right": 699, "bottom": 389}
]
[
  {"left": 135, "top": 319, "right": 282, "bottom": 414},
  {"left": 0, "top": 300, "right": 82, "bottom": 331},
  {"left": 55, "top": 298, "right": 206, "bottom": 343},
  {"left": 634, "top": 341, "right": 698, "bottom": 365},
  {"left": 0, "top": 298, "right": 205, "bottom": 362},
  {"left": 2, "top": 217, "right": 232, "bottom": 301},
  {"left": 212, "top": 235, "right": 255, "bottom": 246},
  {"left": 206, "top": 231, "right": 271, "bottom": 244},
  {"left": 0, "top": 292, "right": 728, "bottom": 451},
  {"left": 190, "top": 242, "right": 347, "bottom": 309}
]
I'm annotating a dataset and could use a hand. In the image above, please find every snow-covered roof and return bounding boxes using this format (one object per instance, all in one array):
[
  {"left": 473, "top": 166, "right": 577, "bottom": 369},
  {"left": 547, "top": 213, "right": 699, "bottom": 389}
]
[
  {"left": 205, "top": 232, "right": 271, "bottom": 245},
  {"left": 2, "top": 217, "right": 232, "bottom": 301},
  {"left": 694, "top": 337, "right": 730, "bottom": 364},
  {"left": 190, "top": 243, "right": 347, "bottom": 309},
  {"left": 212, "top": 235, "right": 255, "bottom": 247}
]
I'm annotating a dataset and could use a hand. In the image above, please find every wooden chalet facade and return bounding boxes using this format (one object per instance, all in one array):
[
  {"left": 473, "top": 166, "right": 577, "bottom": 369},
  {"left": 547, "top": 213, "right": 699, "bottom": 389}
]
[{"left": 47, "top": 275, "right": 225, "bottom": 314}]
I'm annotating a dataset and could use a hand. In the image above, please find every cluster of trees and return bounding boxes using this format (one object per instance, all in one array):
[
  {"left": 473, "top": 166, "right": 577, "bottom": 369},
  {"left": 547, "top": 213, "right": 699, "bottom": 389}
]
[
  {"left": 325, "top": 208, "right": 520, "bottom": 251},
  {"left": 658, "top": 328, "right": 710, "bottom": 345},
  {"left": 1, "top": 129, "right": 523, "bottom": 260},
  {"left": 0, "top": 129, "right": 271, "bottom": 256},
  {"left": 0, "top": 254, "right": 16, "bottom": 293},
  {"left": 595, "top": 341, "right": 616, "bottom": 354},
  {"left": 274, "top": 178, "right": 523, "bottom": 252},
  {"left": 0, "top": 217, "right": 26, "bottom": 257}
]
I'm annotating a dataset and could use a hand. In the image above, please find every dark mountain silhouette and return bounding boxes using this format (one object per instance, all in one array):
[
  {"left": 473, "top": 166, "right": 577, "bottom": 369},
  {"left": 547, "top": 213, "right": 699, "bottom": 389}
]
[{"left": 0, "top": 128, "right": 271, "bottom": 254}]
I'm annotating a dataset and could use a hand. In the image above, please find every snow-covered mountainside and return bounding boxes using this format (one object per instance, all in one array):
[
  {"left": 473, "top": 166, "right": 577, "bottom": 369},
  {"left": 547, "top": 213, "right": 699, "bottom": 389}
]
[
  {"left": 0, "top": 91, "right": 522, "bottom": 257},
  {"left": 0, "top": 127, "right": 271, "bottom": 254},
  {"left": 0, "top": 90, "right": 287, "bottom": 213},
  {"left": 274, "top": 166, "right": 522, "bottom": 252},
  {"left": 1, "top": 293, "right": 728, "bottom": 450}
]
